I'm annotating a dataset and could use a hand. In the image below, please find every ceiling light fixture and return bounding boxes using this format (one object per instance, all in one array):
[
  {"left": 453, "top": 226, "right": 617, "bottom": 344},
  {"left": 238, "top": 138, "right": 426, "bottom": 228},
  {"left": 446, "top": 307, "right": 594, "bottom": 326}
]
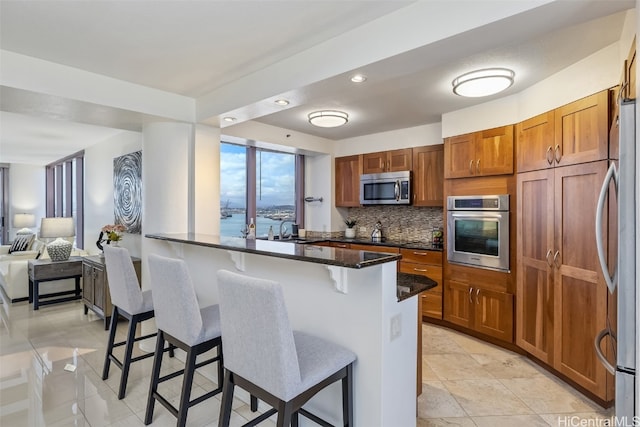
[
  {"left": 452, "top": 68, "right": 515, "bottom": 97},
  {"left": 308, "top": 110, "right": 349, "bottom": 128},
  {"left": 223, "top": 116, "right": 236, "bottom": 123},
  {"left": 350, "top": 74, "right": 367, "bottom": 83},
  {"left": 274, "top": 99, "right": 289, "bottom": 106}
]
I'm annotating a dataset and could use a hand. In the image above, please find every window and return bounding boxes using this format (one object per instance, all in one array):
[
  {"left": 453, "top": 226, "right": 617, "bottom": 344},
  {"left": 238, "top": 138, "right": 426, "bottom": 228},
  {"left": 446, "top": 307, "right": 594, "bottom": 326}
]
[
  {"left": 220, "top": 142, "right": 304, "bottom": 238},
  {"left": 46, "top": 151, "right": 84, "bottom": 248}
]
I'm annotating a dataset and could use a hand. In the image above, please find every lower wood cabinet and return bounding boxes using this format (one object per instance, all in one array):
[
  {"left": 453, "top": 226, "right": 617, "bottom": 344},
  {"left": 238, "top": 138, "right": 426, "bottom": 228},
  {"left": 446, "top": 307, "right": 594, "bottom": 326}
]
[
  {"left": 444, "top": 279, "right": 514, "bottom": 342},
  {"left": 82, "top": 255, "right": 141, "bottom": 330},
  {"left": 399, "top": 249, "right": 443, "bottom": 319}
]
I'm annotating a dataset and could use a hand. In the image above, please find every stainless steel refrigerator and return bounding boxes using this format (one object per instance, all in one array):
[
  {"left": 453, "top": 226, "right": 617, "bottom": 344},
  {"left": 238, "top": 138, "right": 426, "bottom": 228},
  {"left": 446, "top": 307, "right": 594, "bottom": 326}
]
[{"left": 595, "top": 99, "right": 637, "bottom": 420}]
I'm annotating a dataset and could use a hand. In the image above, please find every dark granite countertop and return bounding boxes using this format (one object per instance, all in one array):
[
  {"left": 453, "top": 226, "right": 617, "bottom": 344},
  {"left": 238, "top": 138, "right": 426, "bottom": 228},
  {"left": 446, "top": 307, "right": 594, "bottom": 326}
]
[
  {"left": 146, "top": 233, "right": 401, "bottom": 269},
  {"left": 266, "top": 236, "right": 443, "bottom": 252},
  {"left": 397, "top": 272, "right": 437, "bottom": 302}
]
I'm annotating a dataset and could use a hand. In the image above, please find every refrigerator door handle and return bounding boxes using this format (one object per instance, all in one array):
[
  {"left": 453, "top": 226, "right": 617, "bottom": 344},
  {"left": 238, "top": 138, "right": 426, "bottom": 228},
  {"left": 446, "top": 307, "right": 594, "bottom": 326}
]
[
  {"left": 594, "top": 328, "right": 616, "bottom": 375},
  {"left": 595, "top": 162, "right": 618, "bottom": 294}
]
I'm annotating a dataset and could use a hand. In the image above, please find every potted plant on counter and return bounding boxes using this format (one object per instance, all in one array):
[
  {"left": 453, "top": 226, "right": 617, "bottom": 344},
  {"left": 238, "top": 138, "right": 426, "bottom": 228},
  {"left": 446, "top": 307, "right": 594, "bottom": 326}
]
[{"left": 344, "top": 218, "right": 357, "bottom": 239}]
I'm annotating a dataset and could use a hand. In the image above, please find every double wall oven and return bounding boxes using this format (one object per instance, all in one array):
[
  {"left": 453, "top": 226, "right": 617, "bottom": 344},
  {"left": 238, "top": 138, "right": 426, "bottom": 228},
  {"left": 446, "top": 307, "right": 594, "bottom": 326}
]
[{"left": 447, "top": 195, "right": 510, "bottom": 272}]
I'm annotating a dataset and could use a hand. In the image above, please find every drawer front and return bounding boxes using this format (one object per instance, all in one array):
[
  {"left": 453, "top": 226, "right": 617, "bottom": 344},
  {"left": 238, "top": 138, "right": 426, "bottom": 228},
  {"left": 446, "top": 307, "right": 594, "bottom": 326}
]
[
  {"left": 33, "top": 261, "right": 83, "bottom": 280},
  {"left": 400, "top": 248, "right": 442, "bottom": 265},
  {"left": 422, "top": 293, "right": 443, "bottom": 319},
  {"left": 350, "top": 244, "right": 399, "bottom": 254},
  {"left": 399, "top": 261, "right": 442, "bottom": 282}
]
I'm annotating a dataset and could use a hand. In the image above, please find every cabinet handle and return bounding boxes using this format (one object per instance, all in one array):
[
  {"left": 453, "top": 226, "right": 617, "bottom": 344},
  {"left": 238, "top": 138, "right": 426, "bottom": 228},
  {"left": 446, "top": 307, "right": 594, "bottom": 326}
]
[
  {"left": 475, "top": 288, "right": 480, "bottom": 305},
  {"left": 546, "top": 146, "right": 553, "bottom": 165},
  {"left": 554, "top": 144, "right": 562, "bottom": 163},
  {"left": 336, "top": 244, "right": 348, "bottom": 248},
  {"left": 468, "top": 287, "right": 474, "bottom": 303},
  {"left": 413, "top": 268, "right": 428, "bottom": 272},
  {"left": 553, "top": 250, "right": 561, "bottom": 268},
  {"left": 412, "top": 251, "right": 427, "bottom": 256},
  {"left": 546, "top": 249, "right": 553, "bottom": 266},
  {"left": 476, "top": 159, "right": 480, "bottom": 174},
  {"left": 469, "top": 160, "right": 474, "bottom": 174}
]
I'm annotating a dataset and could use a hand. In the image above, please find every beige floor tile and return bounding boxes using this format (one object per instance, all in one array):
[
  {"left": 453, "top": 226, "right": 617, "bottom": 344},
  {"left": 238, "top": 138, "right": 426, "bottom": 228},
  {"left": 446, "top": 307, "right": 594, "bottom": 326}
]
[
  {"left": 417, "top": 381, "right": 468, "bottom": 419},
  {"left": 499, "top": 376, "right": 603, "bottom": 414},
  {"left": 417, "top": 417, "right": 478, "bottom": 426},
  {"left": 468, "top": 352, "right": 545, "bottom": 379},
  {"left": 425, "top": 353, "right": 495, "bottom": 380},
  {"left": 443, "top": 379, "right": 533, "bottom": 416},
  {"left": 447, "top": 332, "right": 509, "bottom": 356},
  {"left": 83, "top": 387, "right": 137, "bottom": 427},
  {"left": 422, "top": 358, "right": 440, "bottom": 381},
  {"left": 472, "top": 414, "right": 550, "bottom": 427},
  {"left": 423, "top": 334, "right": 468, "bottom": 355}
]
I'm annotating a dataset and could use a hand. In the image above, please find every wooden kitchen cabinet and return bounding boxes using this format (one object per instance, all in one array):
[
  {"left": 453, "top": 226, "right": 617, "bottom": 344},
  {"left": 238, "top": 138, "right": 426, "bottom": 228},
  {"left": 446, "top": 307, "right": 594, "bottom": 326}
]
[
  {"left": 516, "top": 111, "right": 556, "bottom": 173},
  {"left": 444, "top": 125, "right": 513, "bottom": 179},
  {"left": 82, "top": 255, "right": 141, "bottom": 330},
  {"left": 554, "top": 90, "right": 609, "bottom": 167},
  {"left": 624, "top": 36, "right": 636, "bottom": 100},
  {"left": 516, "top": 161, "right": 612, "bottom": 401},
  {"left": 399, "top": 248, "right": 443, "bottom": 319},
  {"left": 335, "top": 155, "right": 362, "bottom": 207},
  {"left": 362, "top": 148, "right": 412, "bottom": 174},
  {"left": 412, "top": 144, "right": 444, "bottom": 207},
  {"left": 349, "top": 243, "right": 398, "bottom": 254}
]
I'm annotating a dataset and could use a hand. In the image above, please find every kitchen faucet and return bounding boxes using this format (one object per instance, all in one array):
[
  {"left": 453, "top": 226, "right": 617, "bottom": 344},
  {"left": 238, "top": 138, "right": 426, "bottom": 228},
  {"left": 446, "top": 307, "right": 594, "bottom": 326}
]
[{"left": 279, "top": 220, "right": 294, "bottom": 240}]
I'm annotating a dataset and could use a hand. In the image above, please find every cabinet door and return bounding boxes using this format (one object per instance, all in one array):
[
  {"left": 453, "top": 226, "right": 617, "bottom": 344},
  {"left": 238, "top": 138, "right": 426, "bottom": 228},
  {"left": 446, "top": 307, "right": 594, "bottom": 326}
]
[
  {"left": 553, "top": 161, "right": 610, "bottom": 399},
  {"left": 474, "top": 288, "right": 514, "bottom": 342},
  {"left": 517, "top": 169, "right": 555, "bottom": 363},
  {"left": 476, "top": 125, "right": 514, "bottom": 176},
  {"left": 82, "top": 263, "right": 94, "bottom": 305},
  {"left": 362, "top": 152, "right": 387, "bottom": 174},
  {"left": 387, "top": 148, "right": 412, "bottom": 172},
  {"left": 93, "top": 266, "right": 106, "bottom": 314},
  {"left": 516, "top": 111, "right": 555, "bottom": 173},
  {"left": 444, "top": 133, "right": 475, "bottom": 179},
  {"left": 443, "top": 280, "right": 472, "bottom": 328},
  {"left": 412, "top": 145, "right": 444, "bottom": 206},
  {"left": 554, "top": 90, "right": 609, "bottom": 167},
  {"left": 335, "top": 155, "right": 362, "bottom": 207}
]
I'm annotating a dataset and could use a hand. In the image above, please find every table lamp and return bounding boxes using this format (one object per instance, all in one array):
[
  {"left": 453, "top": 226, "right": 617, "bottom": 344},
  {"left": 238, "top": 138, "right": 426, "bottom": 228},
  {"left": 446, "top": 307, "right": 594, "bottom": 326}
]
[
  {"left": 40, "top": 217, "right": 75, "bottom": 262},
  {"left": 13, "top": 213, "right": 36, "bottom": 234}
]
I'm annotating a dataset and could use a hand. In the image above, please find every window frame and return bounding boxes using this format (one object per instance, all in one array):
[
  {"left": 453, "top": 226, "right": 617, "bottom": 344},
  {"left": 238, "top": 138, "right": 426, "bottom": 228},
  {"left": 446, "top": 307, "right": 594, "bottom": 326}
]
[{"left": 46, "top": 150, "right": 84, "bottom": 248}]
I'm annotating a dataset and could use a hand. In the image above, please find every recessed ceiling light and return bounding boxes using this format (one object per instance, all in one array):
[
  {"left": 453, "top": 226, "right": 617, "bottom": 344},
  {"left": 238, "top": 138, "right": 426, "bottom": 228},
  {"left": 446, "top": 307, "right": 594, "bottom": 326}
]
[
  {"left": 274, "top": 99, "right": 289, "bottom": 106},
  {"left": 452, "top": 68, "right": 515, "bottom": 97},
  {"left": 350, "top": 74, "right": 367, "bottom": 83},
  {"left": 308, "top": 110, "right": 349, "bottom": 128},
  {"left": 223, "top": 116, "right": 236, "bottom": 123}
]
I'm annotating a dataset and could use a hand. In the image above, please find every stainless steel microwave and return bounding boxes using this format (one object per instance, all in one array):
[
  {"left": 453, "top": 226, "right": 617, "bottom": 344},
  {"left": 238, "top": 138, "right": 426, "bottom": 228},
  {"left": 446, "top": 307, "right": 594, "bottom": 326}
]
[
  {"left": 446, "top": 195, "right": 510, "bottom": 271},
  {"left": 360, "top": 171, "right": 411, "bottom": 205}
]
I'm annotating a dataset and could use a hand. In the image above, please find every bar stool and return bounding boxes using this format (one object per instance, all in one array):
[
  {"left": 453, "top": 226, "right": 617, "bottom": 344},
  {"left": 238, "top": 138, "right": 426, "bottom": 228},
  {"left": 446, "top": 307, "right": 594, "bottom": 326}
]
[
  {"left": 102, "top": 245, "right": 173, "bottom": 400},
  {"left": 145, "top": 254, "right": 224, "bottom": 427},
  {"left": 216, "top": 269, "right": 356, "bottom": 427}
]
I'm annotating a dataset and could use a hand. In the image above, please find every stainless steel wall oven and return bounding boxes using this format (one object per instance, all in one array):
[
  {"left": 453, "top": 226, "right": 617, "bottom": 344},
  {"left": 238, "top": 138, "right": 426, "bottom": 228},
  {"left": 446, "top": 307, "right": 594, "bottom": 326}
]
[{"left": 447, "top": 195, "right": 510, "bottom": 271}]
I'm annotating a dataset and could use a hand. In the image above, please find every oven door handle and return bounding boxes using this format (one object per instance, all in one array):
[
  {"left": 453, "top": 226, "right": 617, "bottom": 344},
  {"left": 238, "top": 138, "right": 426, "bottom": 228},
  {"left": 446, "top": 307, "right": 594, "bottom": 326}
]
[{"left": 450, "top": 213, "right": 504, "bottom": 219}]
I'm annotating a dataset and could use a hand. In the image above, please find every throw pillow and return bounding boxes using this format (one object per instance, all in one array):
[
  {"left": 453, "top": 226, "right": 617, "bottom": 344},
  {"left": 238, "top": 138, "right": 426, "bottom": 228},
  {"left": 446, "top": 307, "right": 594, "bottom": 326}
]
[{"left": 8, "top": 233, "right": 35, "bottom": 253}]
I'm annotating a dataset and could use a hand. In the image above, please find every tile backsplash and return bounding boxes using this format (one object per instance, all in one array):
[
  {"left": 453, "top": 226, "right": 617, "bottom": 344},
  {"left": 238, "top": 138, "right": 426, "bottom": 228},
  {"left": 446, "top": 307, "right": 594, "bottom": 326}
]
[{"left": 340, "top": 206, "right": 444, "bottom": 243}]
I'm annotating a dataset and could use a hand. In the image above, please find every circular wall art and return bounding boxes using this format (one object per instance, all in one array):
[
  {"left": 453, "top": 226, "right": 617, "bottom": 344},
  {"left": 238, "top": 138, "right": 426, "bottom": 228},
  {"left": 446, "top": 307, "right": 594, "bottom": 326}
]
[{"left": 113, "top": 150, "right": 142, "bottom": 234}]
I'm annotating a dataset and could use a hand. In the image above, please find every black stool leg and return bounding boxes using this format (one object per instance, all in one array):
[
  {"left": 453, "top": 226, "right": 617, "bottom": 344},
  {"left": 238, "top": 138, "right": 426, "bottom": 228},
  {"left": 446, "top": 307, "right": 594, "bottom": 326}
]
[
  {"left": 342, "top": 363, "right": 353, "bottom": 427},
  {"left": 292, "top": 411, "right": 299, "bottom": 427},
  {"left": 144, "top": 330, "right": 165, "bottom": 425},
  {"left": 218, "top": 370, "right": 235, "bottom": 427},
  {"left": 250, "top": 395, "right": 258, "bottom": 411},
  {"left": 102, "top": 306, "right": 119, "bottom": 380},
  {"left": 117, "top": 314, "right": 138, "bottom": 399},
  {"left": 177, "top": 347, "right": 197, "bottom": 427}
]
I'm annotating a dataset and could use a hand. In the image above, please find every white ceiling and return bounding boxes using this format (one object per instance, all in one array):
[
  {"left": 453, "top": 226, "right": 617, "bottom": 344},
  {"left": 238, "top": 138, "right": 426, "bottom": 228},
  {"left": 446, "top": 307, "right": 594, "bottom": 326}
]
[{"left": 0, "top": 0, "right": 635, "bottom": 165}]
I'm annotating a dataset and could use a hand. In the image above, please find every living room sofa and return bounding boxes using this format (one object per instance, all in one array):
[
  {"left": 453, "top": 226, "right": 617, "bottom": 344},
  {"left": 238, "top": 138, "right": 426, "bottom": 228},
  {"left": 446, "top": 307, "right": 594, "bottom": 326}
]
[{"left": 0, "top": 241, "right": 88, "bottom": 303}]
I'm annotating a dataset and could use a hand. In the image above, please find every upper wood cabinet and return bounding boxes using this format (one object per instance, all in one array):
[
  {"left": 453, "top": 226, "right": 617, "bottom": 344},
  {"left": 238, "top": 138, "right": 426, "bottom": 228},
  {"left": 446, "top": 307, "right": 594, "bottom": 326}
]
[
  {"left": 335, "top": 155, "right": 362, "bottom": 207},
  {"left": 362, "top": 148, "right": 412, "bottom": 174},
  {"left": 412, "top": 144, "right": 444, "bottom": 207},
  {"left": 444, "top": 125, "right": 513, "bottom": 179},
  {"left": 516, "top": 111, "right": 555, "bottom": 173},
  {"left": 553, "top": 90, "right": 609, "bottom": 167}
]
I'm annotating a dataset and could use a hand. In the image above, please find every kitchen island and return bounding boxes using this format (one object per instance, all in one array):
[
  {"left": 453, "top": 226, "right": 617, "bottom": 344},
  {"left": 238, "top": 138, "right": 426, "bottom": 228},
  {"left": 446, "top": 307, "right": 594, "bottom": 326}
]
[{"left": 145, "top": 233, "right": 434, "bottom": 427}]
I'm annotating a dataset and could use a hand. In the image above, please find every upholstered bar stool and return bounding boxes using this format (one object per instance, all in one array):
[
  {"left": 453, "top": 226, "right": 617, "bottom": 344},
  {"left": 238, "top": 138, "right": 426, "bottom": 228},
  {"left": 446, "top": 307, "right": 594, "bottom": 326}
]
[
  {"left": 102, "top": 245, "right": 173, "bottom": 400},
  {"left": 216, "top": 270, "right": 356, "bottom": 427},
  {"left": 145, "top": 254, "right": 224, "bottom": 427}
]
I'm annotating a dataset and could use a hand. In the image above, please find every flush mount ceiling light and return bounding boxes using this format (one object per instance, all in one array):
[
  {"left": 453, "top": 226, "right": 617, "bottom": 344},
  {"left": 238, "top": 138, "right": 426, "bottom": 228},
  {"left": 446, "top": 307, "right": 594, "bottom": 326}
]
[
  {"left": 308, "top": 110, "right": 349, "bottom": 128},
  {"left": 223, "top": 116, "right": 236, "bottom": 123},
  {"left": 452, "top": 68, "right": 515, "bottom": 97},
  {"left": 350, "top": 74, "right": 367, "bottom": 83},
  {"left": 274, "top": 99, "right": 289, "bottom": 106}
]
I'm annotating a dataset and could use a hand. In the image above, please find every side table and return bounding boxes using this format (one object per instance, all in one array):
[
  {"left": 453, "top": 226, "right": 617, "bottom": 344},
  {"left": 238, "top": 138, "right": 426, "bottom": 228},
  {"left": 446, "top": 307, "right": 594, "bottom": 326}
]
[{"left": 27, "top": 257, "right": 83, "bottom": 310}]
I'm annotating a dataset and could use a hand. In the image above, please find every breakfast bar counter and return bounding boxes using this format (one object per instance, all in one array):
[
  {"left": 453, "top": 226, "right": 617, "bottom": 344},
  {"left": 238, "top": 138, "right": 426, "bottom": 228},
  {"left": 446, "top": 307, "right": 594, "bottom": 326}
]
[{"left": 145, "top": 232, "right": 423, "bottom": 427}]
